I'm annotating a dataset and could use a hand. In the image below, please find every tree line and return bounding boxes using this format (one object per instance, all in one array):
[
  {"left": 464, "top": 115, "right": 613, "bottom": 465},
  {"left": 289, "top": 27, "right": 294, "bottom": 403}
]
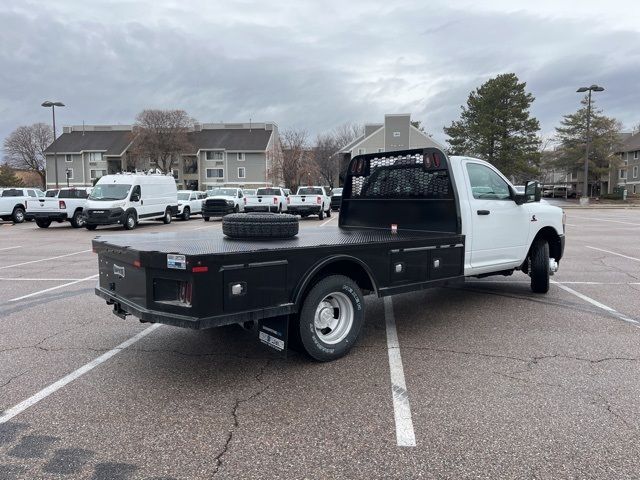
[{"left": 2, "top": 75, "right": 636, "bottom": 190}]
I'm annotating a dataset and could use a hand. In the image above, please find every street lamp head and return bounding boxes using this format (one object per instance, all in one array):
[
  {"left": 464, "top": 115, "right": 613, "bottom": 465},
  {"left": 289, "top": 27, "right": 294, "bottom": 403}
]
[
  {"left": 593, "top": 86, "right": 605, "bottom": 92},
  {"left": 41, "top": 101, "right": 65, "bottom": 107},
  {"left": 576, "top": 87, "right": 589, "bottom": 93}
]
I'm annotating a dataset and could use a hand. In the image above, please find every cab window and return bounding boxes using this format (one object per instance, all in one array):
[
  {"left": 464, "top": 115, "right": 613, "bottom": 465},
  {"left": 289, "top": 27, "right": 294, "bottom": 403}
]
[
  {"left": 466, "top": 163, "right": 511, "bottom": 200},
  {"left": 130, "top": 185, "right": 141, "bottom": 200}
]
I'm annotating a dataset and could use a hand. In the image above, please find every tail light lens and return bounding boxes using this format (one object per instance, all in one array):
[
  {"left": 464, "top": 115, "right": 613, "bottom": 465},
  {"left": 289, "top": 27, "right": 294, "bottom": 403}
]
[
  {"left": 316, "top": 196, "right": 322, "bottom": 204},
  {"left": 273, "top": 197, "right": 278, "bottom": 204},
  {"left": 59, "top": 200, "right": 66, "bottom": 209}
]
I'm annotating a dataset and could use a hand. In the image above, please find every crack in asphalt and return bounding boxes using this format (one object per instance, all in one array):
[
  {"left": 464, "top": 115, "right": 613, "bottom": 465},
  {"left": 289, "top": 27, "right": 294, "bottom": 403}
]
[
  {"left": 0, "top": 320, "right": 95, "bottom": 356},
  {"left": 212, "top": 359, "right": 273, "bottom": 477},
  {"left": 594, "top": 256, "right": 640, "bottom": 281},
  {"left": 0, "top": 370, "right": 31, "bottom": 389}
]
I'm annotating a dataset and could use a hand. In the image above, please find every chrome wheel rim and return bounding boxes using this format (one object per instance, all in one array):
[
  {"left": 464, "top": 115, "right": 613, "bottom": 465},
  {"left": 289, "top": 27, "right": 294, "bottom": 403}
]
[
  {"left": 127, "top": 216, "right": 135, "bottom": 228},
  {"left": 15, "top": 210, "right": 24, "bottom": 221},
  {"left": 76, "top": 214, "right": 85, "bottom": 226},
  {"left": 313, "top": 292, "right": 354, "bottom": 344}
]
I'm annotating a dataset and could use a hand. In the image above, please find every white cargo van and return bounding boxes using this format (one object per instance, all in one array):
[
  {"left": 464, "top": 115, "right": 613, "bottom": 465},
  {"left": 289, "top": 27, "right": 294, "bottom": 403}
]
[{"left": 84, "top": 173, "right": 178, "bottom": 230}]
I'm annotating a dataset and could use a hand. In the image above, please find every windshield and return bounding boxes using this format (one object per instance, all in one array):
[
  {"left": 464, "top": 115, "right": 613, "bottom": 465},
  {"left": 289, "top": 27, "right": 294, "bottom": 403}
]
[
  {"left": 332, "top": 188, "right": 343, "bottom": 195},
  {"left": 257, "top": 188, "right": 281, "bottom": 196},
  {"left": 89, "top": 184, "right": 132, "bottom": 201},
  {"left": 177, "top": 192, "right": 191, "bottom": 201},
  {"left": 297, "top": 187, "right": 322, "bottom": 195},
  {"left": 208, "top": 188, "right": 238, "bottom": 197}
]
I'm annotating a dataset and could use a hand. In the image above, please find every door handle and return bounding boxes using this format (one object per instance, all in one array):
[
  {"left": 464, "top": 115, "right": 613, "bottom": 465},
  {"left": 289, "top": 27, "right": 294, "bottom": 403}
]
[
  {"left": 477, "top": 210, "right": 490, "bottom": 215},
  {"left": 140, "top": 200, "right": 144, "bottom": 205}
]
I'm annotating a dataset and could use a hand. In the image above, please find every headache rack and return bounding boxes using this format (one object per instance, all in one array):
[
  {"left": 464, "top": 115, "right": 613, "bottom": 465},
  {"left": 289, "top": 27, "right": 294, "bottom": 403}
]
[{"left": 339, "top": 148, "right": 462, "bottom": 234}]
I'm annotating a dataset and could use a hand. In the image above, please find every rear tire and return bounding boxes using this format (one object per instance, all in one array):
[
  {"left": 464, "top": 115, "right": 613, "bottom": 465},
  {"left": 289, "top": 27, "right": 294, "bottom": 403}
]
[
  {"left": 70, "top": 210, "right": 85, "bottom": 228},
  {"left": 203, "top": 216, "right": 210, "bottom": 222},
  {"left": 162, "top": 209, "right": 172, "bottom": 224},
  {"left": 35, "top": 219, "right": 51, "bottom": 228},
  {"left": 182, "top": 207, "right": 190, "bottom": 221},
  {"left": 85, "top": 224, "right": 98, "bottom": 231},
  {"left": 530, "top": 239, "right": 550, "bottom": 293},
  {"left": 318, "top": 209, "right": 324, "bottom": 220},
  {"left": 12, "top": 207, "right": 25, "bottom": 223},
  {"left": 123, "top": 211, "right": 137, "bottom": 230},
  {"left": 326, "top": 208, "right": 331, "bottom": 218},
  {"left": 295, "top": 275, "right": 364, "bottom": 361}
]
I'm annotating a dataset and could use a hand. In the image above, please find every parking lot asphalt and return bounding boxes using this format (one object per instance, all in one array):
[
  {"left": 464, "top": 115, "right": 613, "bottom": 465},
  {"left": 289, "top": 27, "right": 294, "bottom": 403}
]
[{"left": 1, "top": 210, "right": 639, "bottom": 479}]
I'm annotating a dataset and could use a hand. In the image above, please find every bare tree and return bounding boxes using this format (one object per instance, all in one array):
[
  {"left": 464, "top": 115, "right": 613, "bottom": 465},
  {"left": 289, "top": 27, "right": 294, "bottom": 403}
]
[
  {"left": 313, "top": 132, "right": 340, "bottom": 188},
  {"left": 271, "top": 129, "right": 318, "bottom": 191},
  {"left": 132, "top": 109, "right": 194, "bottom": 173},
  {"left": 3, "top": 123, "right": 52, "bottom": 189},
  {"left": 332, "top": 122, "right": 363, "bottom": 185}
]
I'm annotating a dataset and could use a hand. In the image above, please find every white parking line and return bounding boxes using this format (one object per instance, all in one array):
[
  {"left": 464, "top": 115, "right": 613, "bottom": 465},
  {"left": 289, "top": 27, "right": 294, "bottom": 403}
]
[
  {"left": 0, "top": 324, "right": 161, "bottom": 425},
  {"left": 586, "top": 246, "right": 640, "bottom": 263},
  {"left": 320, "top": 216, "right": 337, "bottom": 227},
  {"left": 0, "top": 277, "right": 92, "bottom": 281},
  {"left": 8, "top": 275, "right": 98, "bottom": 302},
  {"left": 0, "top": 249, "right": 92, "bottom": 270},
  {"left": 384, "top": 296, "right": 416, "bottom": 447},
  {"left": 551, "top": 280, "right": 639, "bottom": 326},
  {"left": 573, "top": 217, "right": 640, "bottom": 226},
  {"left": 0, "top": 245, "right": 21, "bottom": 252}
]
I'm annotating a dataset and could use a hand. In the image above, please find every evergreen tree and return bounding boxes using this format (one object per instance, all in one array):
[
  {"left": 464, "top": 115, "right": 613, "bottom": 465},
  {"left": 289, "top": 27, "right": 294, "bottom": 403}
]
[
  {"left": 444, "top": 73, "right": 541, "bottom": 180},
  {"left": 554, "top": 98, "right": 622, "bottom": 189},
  {"left": 0, "top": 164, "right": 24, "bottom": 187}
]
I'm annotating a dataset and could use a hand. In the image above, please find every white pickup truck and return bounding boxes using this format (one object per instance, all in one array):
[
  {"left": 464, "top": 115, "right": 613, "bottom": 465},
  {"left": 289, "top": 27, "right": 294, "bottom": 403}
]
[
  {"left": 26, "top": 187, "right": 92, "bottom": 228},
  {"left": 244, "top": 187, "right": 288, "bottom": 213},
  {"left": 1, "top": 187, "right": 44, "bottom": 223},
  {"left": 287, "top": 186, "right": 331, "bottom": 220}
]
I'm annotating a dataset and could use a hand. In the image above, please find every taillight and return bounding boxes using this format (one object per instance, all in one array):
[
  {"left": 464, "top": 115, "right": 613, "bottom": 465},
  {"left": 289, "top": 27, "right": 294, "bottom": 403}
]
[
  {"left": 59, "top": 200, "right": 66, "bottom": 209},
  {"left": 178, "top": 281, "right": 192, "bottom": 306},
  {"left": 273, "top": 197, "right": 278, "bottom": 204},
  {"left": 316, "top": 196, "right": 321, "bottom": 204}
]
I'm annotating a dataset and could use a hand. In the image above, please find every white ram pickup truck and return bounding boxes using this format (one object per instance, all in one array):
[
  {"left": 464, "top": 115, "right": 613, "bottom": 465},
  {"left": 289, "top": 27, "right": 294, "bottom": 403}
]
[
  {"left": 287, "top": 186, "right": 331, "bottom": 220},
  {"left": 26, "top": 187, "right": 92, "bottom": 228},
  {"left": 244, "top": 187, "right": 288, "bottom": 213},
  {"left": 0, "top": 187, "right": 44, "bottom": 223}
]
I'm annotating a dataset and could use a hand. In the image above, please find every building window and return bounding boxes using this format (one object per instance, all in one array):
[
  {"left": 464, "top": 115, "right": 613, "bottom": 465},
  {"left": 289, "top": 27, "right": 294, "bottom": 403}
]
[
  {"left": 238, "top": 167, "right": 246, "bottom": 179},
  {"left": 619, "top": 169, "right": 627, "bottom": 180},
  {"left": 635, "top": 151, "right": 639, "bottom": 160},
  {"left": 206, "top": 168, "right": 224, "bottom": 179},
  {"left": 172, "top": 169, "right": 179, "bottom": 179},
  {"left": 90, "top": 169, "right": 106, "bottom": 180},
  {"left": 206, "top": 151, "right": 223, "bottom": 161},
  {"left": 65, "top": 154, "right": 73, "bottom": 163},
  {"left": 184, "top": 158, "right": 198, "bottom": 174},
  {"left": 634, "top": 185, "right": 637, "bottom": 194},
  {"left": 634, "top": 166, "right": 639, "bottom": 178},
  {"left": 66, "top": 168, "right": 74, "bottom": 180},
  {"left": 88, "top": 152, "right": 103, "bottom": 162},
  {"left": 357, "top": 148, "right": 366, "bottom": 155},
  {"left": 237, "top": 152, "right": 245, "bottom": 161}
]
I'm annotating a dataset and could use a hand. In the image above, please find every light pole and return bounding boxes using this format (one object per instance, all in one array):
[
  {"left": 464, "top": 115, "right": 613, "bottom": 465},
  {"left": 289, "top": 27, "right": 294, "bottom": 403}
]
[
  {"left": 41, "top": 101, "right": 65, "bottom": 189},
  {"left": 576, "top": 85, "right": 604, "bottom": 205}
]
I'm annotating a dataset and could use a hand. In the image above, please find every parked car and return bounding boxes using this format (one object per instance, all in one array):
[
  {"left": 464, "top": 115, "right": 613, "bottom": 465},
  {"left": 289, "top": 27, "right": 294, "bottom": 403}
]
[
  {"left": 0, "top": 187, "right": 44, "bottom": 223},
  {"left": 543, "top": 186, "right": 576, "bottom": 198},
  {"left": 84, "top": 173, "right": 178, "bottom": 230},
  {"left": 176, "top": 190, "right": 205, "bottom": 220},
  {"left": 93, "top": 147, "right": 564, "bottom": 362},
  {"left": 244, "top": 187, "right": 288, "bottom": 213},
  {"left": 26, "top": 187, "right": 92, "bottom": 228},
  {"left": 288, "top": 186, "right": 331, "bottom": 219},
  {"left": 202, "top": 188, "right": 244, "bottom": 221},
  {"left": 330, "top": 187, "right": 343, "bottom": 211},
  {"left": 242, "top": 189, "right": 257, "bottom": 197}
]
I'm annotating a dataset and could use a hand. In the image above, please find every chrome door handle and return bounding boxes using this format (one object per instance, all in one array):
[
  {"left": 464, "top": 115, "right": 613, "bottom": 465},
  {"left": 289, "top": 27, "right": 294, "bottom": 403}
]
[{"left": 477, "top": 210, "right": 490, "bottom": 215}]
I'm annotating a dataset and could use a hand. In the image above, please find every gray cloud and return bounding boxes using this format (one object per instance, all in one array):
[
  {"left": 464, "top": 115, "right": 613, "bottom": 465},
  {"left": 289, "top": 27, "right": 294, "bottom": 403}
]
[{"left": 1, "top": 0, "right": 639, "bottom": 149}]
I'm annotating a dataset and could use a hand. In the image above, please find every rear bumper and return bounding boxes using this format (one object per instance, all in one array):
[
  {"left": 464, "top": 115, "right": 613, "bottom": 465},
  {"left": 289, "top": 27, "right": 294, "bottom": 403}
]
[
  {"left": 245, "top": 205, "right": 276, "bottom": 212},
  {"left": 288, "top": 205, "right": 321, "bottom": 214},
  {"left": 95, "top": 286, "right": 295, "bottom": 330},
  {"left": 330, "top": 198, "right": 342, "bottom": 209},
  {"left": 25, "top": 212, "right": 68, "bottom": 221}
]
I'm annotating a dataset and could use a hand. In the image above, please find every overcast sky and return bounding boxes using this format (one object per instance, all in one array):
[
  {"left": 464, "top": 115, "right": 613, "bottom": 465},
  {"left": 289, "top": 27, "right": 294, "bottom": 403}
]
[{"left": 1, "top": 0, "right": 639, "bottom": 148}]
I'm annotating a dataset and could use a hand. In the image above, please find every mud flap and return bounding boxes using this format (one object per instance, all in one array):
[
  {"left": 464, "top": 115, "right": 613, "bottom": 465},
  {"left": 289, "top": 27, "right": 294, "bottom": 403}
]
[{"left": 257, "top": 315, "right": 289, "bottom": 357}]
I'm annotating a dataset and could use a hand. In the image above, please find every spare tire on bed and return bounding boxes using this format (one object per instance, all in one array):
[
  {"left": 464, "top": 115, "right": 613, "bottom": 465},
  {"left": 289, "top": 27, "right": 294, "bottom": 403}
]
[{"left": 222, "top": 213, "right": 299, "bottom": 239}]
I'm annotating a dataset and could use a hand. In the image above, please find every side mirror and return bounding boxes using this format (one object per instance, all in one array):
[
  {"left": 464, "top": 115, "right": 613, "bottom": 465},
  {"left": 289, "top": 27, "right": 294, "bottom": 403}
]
[{"left": 525, "top": 181, "right": 541, "bottom": 202}]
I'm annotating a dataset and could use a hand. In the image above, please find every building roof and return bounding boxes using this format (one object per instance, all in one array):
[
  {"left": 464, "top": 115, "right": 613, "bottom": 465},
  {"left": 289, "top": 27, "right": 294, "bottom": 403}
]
[
  {"left": 45, "top": 129, "right": 133, "bottom": 156},
  {"left": 187, "top": 128, "right": 272, "bottom": 152},
  {"left": 618, "top": 131, "right": 640, "bottom": 153}
]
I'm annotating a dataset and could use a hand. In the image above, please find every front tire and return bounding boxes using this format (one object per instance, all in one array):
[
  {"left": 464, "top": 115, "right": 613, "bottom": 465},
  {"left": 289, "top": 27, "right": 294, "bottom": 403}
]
[
  {"left": 295, "top": 275, "right": 364, "bottom": 361},
  {"left": 530, "top": 239, "right": 550, "bottom": 293},
  {"left": 163, "top": 209, "right": 172, "bottom": 224},
  {"left": 182, "top": 207, "right": 190, "bottom": 221},
  {"left": 123, "top": 211, "right": 137, "bottom": 230},
  {"left": 203, "top": 216, "right": 210, "bottom": 222},
  {"left": 326, "top": 208, "right": 331, "bottom": 218},
  {"left": 85, "top": 224, "right": 98, "bottom": 231},
  {"left": 12, "top": 207, "right": 25, "bottom": 223},
  {"left": 35, "top": 218, "right": 51, "bottom": 228},
  {"left": 318, "top": 209, "right": 324, "bottom": 220},
  {"left": 70, "top": 210, "right": 85, "bottom": 228}
]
